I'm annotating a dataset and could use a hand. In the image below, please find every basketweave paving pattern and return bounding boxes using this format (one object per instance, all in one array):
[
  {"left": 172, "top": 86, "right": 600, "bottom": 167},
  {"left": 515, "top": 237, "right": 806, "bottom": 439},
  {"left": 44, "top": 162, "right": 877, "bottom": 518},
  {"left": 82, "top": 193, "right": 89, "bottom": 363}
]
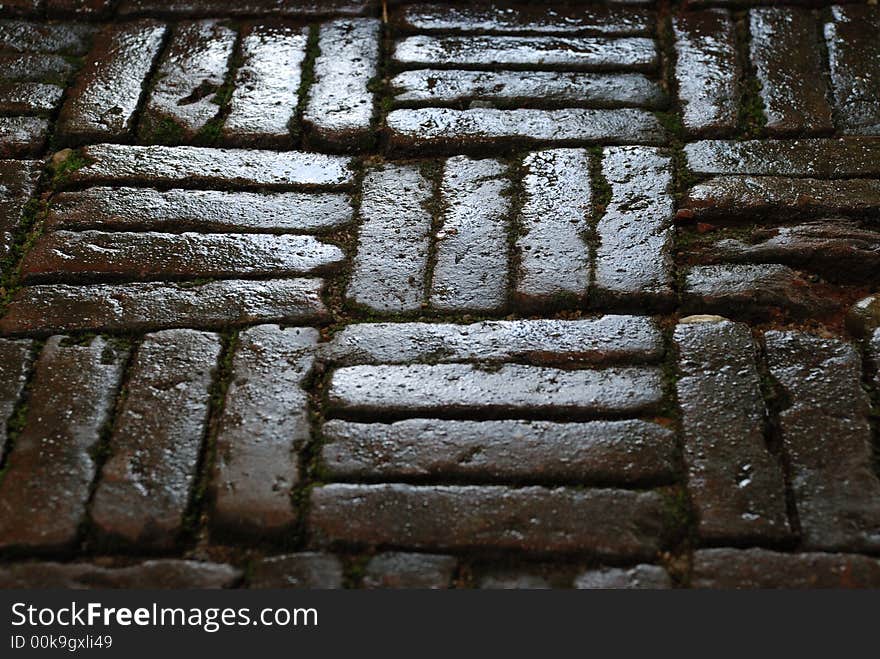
[{"left": 0, "top": 0, "right": 878, "bottom": 589}]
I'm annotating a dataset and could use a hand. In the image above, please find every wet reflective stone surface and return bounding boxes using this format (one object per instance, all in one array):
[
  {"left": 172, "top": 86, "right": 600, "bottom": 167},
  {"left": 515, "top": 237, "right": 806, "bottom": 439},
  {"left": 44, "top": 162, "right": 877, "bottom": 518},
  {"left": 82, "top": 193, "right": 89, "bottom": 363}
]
[
  {"left": 391, "top": 69, "right": 666, "bottom": 109},
  {"left": 310, "top": 483, "right": 667, "bottom": 557},
  {"left": 0, "top": 19, "right": 94, "bottom": 54},
  {"left": 323, "top": 316, "right": 664, "bottom": 366},
  {"left": 56, "top": 20, "right": 166, "bottom": 144},
  {"left": 685, "top": 138, "right": 880, "bottom": 177},
  {"left": 20, "top": 230, "right": 345, "bottom": 281},
  {"left": 393, "top": 35, "right": 658, "bottom": 71},
  {"left": 322, "top": 418, "right": 677, "bottom": 485},
  {"left": 303, "top": 18, "right": 380, "bottom": 149},
  {"left": 1, "top": 0, "right": 879, "bottom": 589},
  {"left": 515, "top": 148, "right": 591, "bottom": 308},
  {"left": 222, "top": 24, "right": 307, "bottom": 147},
  {"left": 387, "top": 107, "right": 666, "bottom": 154},
  {"left": 247, "top": 553, "right": 343, "bottom": 589},
  {"left": 0, "top": 158, "right": 41, "bottom": 258},
  {"left": 691, "top": 548, "right": 880, "bottom": 589},
  {"left": 140, "top": 20, "right": 235, "bottom": 141},
  {"left": 683, "top": 263, "right": 836, "bottom": 320},
  {"left": 0, "top": 336, "right": 127, "bottom": 551},
  {"left": 749, "top": 8, "right": 833, "bottom": 136},
  {"left": 397, "top": 3, "right": 654, "bottom": 36},
  {"left": 345, "top": 163, "right": 433, "bottom": 313},
  {"left": 0, "top": 278, "right": 329, "bottom": 334},
  {"left": 680, "top": 176, "right": 880, "bottom": 220},
  {"left": 211, "top": 325, "right": 318, "bottom": 537},
  {"left": 0, "top": 560, "right": 241, "bottom": 588},
  {"left": 673, "top": 10, "right": 739, "bottom": 137},
  {"left": 69, "top": 143, "right": 355, "bottom": 188},
  {"left": 362, "top": 553, "right": 456, "bottom": 590},
  {"left": 0, "top": 115, "right": 48, "bottom": 156},
  {"left": 90, "top": 328, "right": 221, "bottom": 550},
  {"left": 48, "top": 186, "right": 353, "bottom": 232},
  {"left": 0, "top": 81, "right": 64, "bottom": 113},
  {"left": 675, "top": 317, "right": 790, "bottom": 543},
  {"left": 825, "top": 6, "right": 880, "bottom": 135},
  {"left": 697, "top": 220, "right": 880, "bottom": 284}
]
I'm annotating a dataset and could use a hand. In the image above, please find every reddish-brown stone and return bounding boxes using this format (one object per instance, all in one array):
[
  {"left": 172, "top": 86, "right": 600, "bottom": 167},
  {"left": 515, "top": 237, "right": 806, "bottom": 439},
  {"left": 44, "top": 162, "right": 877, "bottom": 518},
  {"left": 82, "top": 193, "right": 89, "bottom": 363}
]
[
  {"left": 90, "top": 329, "right": 221, "bottom": 549},
  {"left": 310, "top": 484, "right": 666, "bottom": 557},
  {"left": 0, "top": 336, "right": 127, "bottom": 552},
  {"left": 210, "top": 325, "right": 317, "bottom": 538}
]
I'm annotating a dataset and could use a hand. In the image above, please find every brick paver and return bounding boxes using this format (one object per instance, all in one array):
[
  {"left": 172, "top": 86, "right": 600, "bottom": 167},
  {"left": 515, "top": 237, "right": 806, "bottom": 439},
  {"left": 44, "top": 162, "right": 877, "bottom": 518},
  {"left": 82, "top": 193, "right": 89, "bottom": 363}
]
[
  {"left": 222, "top": 24, "right": 307, "bottom": 148},
  {"left": 673, "top": 10, "right": 739, "bottom": 137},
  {"left": 56, "top": 20, "right": 166, "bottom": 145},
  {"left": 211, "top": 325, "right": 317, "bottom": 537},
  {"left": 91, "top": 329, "right": 220, "bottom": 549},
  {"left": 749, "top": 8, "right": 833, "bottom": 136},
  {"left": 675, "top": 317, "right": 790, "bottom": 543},
  {"left": 140, "top": 20, "right": 235, "bottom": 142},
  {"left": 1, "top": 1, "right": 879, "bottom": 589}
]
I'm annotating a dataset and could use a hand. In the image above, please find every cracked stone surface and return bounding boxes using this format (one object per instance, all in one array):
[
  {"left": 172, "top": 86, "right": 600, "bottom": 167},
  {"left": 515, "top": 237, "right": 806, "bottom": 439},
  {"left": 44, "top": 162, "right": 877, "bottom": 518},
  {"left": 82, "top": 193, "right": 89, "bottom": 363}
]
[{"left": 0, "top": 1, "right": 879, "bottom": 590}]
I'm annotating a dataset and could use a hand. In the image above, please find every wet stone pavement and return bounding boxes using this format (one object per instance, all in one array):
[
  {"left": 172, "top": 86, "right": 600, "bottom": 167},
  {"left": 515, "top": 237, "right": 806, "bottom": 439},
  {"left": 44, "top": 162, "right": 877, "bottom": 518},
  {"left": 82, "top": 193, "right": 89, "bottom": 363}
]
[{"left": 0, "top": 0, "right": 878, "bottom": 590}]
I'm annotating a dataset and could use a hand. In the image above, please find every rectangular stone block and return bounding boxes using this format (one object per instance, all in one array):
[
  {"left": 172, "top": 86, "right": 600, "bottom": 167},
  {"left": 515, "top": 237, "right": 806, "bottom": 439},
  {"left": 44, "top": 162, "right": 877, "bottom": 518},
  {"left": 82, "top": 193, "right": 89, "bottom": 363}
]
[
  {"left": 594, "top": 146, "right": 674, "bottom": 306},
  {"left": 393, "top": 35, "right": 658, "bottom": 71},
  {"left": 397, "top": 4, "right": 654, "bottom": 35},
  {"left": 322, "top": 418, "right": 677, "bottom": 485},
  {"left": 303, "top": 18, "right": 380, "bottom": 149},
  {"left": 765, "top": 331, "right": 880, "bottom": 552},
  {"left": 430, "top": 156, "right": 510, "bottom": 313},
  {"left": 363, "top": 552, "right": 456, "bottom": 590},
  {"left": 91, "top": 329, "right": 221, "bottom": 549},
  {"left": 0, "top": 116, "right": 48, "bottom": 157},
  {"left": 0, "top": 19, "right": 94, "bottom": 54},
  {"left": 683, "top": 263, "right": 833, "bottom": 320},
  {"left": 825, "top": 6, "right": 880, "bottom": 135},
  {"left": 391, "top": 69, "right": 666, "bottom": 109},
  {"left": 749, "top": 8, "right": 832, "bottom": 136},
  {"left": 56, "top": 21, "right": 166, "bottom": 145},
  {"left": 0, "top": 278, "right": 328, "bottom": 335},
  {"left": 0, "top": 336, "right": 126, "bottom": 551},
  {"left": 0, "top": 53, "right": 75, "bottom": 82},
  {"left": 387, "top": 108, "right": 666, "bottom": 154},
  {"left": 309, "top": 483, "right": 666, "bottom": 557},
  {"left": 20, "top": 230, "right": 344, "bottom": 282},
  {"left": 574, "top": 564, "right": 671, "bottom": 589},
  {"left": 697, "top": 220, "right": 880, "bottom": 285},
  {"left": 323, "top": 316, "right": 665, "bottom": 366},
  {"left": 0, "top": 560, "right": 241, "bottom": 589},
  {"left": 211, "top": 325, "right": 317, "bottom": 537},
  {"left": 675, "top": 318, "right": 790, "bottom": 543},
  {"left": 222, "top": 24, "right": 307, "bottom": 147},
  {"left": 514, "top": 148, "right": 590, "bottom": 309},
  {"left": 685, "top": 139, "right": 880, "bottom": 177},
  {"left": 673, "top": 10, "right": 739, "bottom": 136},
  {"left": 140, "top": 20, "right": 236, "bottom": 142},
  {"left": 346, "top": 163, "right": 433, "bottom": 313},
  {"left": 0, "top": 339, "right": 32, "bottom": 458},
  {"left": 247, "top": 553, "right": 343, "bottom": 589},
  {"left": 692, "top": 548, "right": 880, "bottom": 589},
  {"left": 680, "top": 176, "right": 880, "bottom": 220},
  {"left": 68, "top": 144, "right": 354, "bottom": 189},
  {"left": 327, "top": 363, "right": 664, "bottom": 419},
  {"left": 0, "top": 82, "right": 63, "bottom": 113},
  {"left": 0, "top": 159, "right": 41, "bottom": 261},
  {"left": 48, "top": 187, "right": 353, "bottom": 232},
  {"left": 118, "top": 0, "right": 371, "bottom": 17}
]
